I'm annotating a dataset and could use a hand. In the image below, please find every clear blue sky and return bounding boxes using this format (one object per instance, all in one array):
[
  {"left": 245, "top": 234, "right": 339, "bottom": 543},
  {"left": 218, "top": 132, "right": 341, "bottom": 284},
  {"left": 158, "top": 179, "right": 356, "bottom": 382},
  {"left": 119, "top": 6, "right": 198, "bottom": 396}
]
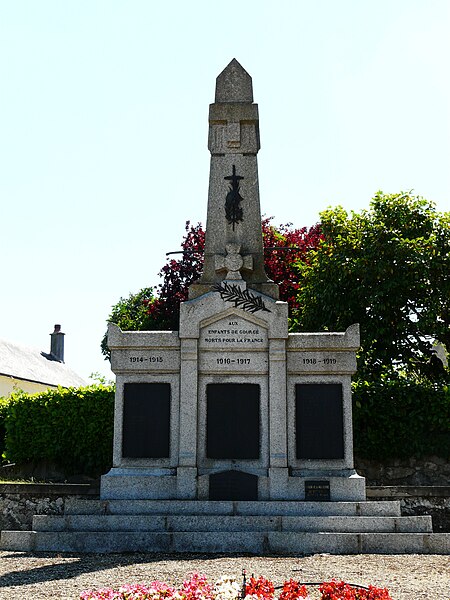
[{"left": 1, "top": 1, "right": 449, "bottom": 382}]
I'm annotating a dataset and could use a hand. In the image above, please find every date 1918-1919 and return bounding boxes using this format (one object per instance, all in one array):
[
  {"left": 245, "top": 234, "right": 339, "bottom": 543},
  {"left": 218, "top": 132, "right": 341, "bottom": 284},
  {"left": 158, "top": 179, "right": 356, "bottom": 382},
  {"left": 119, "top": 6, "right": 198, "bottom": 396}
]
[{"left": 302, "top": 357, "right": 337, "bottom": 365}]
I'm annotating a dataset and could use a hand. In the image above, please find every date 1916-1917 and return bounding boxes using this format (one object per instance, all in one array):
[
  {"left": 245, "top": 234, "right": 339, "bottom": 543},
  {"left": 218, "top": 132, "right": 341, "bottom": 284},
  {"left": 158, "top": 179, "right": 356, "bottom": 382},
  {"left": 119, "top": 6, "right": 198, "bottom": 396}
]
[{"left": 216, "top": 357, "right": 251, "bottom": 365}]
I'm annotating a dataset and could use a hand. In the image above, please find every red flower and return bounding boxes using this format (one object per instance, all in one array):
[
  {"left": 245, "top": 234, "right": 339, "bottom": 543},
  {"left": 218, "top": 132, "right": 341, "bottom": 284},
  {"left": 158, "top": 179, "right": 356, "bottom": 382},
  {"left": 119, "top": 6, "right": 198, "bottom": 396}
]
[
  {"left": 319, "top": 580, "right": 392, "bottom": 600},
  {"left": 279, "top": 579, "right": 309, "bottom": 600},
  {"left": 245, "top": 576, "right": 275, "bottom": 600}
]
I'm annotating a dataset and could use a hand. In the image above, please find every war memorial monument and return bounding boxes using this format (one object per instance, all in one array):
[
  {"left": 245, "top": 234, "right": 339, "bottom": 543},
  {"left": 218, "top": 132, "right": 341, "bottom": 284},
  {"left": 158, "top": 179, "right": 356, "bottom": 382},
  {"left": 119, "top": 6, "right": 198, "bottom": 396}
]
[{"left": 2, "top": 60, "right": 448, "bottom": 554}]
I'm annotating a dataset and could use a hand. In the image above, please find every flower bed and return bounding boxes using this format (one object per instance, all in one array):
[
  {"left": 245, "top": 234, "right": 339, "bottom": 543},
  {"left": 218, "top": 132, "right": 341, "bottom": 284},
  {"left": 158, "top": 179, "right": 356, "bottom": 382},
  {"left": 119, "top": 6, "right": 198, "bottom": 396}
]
[{"left": 80, "top": 572, "right": 392, "bottom": 600}]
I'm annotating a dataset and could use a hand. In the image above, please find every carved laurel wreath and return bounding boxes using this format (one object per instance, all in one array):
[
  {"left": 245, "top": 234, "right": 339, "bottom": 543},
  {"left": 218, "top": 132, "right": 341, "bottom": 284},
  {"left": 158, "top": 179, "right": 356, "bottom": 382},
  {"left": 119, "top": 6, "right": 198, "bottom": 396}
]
[{"left": 213, "top": 282, "right": 270, "bottom": 313}]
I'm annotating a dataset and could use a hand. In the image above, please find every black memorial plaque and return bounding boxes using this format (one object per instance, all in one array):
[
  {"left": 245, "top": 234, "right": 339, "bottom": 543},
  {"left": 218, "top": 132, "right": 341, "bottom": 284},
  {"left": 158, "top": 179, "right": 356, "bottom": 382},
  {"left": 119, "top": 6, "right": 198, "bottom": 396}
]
[
  {"left": 305, "top": 480, "right": 331, "bottom": 501},
  {"left": 295, "top": 383, "right": 344, "bottom": 459},
  {"left": 209, "top": 470, "right": 258, "bottom": 500},
  {"left": 206, "top": 383, "right": 260, "bottom": 459},
  {"left": 122, "top": 382, "right": 170, "bottom": 458}
]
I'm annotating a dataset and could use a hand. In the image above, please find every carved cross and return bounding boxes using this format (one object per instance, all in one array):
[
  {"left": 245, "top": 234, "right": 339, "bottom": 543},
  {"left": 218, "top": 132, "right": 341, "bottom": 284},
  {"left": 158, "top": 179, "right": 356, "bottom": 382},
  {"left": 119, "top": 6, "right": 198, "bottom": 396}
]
[{"left": 215, "top": 243, "right": 253, "bottom": 280}]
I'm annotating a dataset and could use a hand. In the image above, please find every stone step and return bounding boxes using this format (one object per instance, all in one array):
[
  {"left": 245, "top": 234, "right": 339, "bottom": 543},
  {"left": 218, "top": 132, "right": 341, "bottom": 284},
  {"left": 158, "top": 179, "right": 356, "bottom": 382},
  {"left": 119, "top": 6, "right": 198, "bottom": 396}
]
[
  {"left": 32, "top": 514, "right": 432, "bottom": 534},
  {"left": 2, "top": 530, "right": 449, "bottom": 554},
  {"left": 64, "top": 498, "right": 402, "bottom": 517}
]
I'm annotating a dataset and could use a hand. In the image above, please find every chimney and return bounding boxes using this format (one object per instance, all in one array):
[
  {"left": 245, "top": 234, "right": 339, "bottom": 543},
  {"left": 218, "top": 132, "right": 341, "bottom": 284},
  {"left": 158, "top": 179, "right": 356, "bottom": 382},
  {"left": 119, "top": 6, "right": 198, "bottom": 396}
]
[{"left": 50, "top": 324, "right": 65, "bottom": 363}]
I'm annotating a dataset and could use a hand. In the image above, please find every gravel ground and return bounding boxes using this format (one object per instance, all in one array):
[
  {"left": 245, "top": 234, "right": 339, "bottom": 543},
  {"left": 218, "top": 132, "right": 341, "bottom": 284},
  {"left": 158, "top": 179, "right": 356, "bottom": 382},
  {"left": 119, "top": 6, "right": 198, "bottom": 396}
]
[{"left": 0, "top": 552, "right": 449, "bottom": 600}]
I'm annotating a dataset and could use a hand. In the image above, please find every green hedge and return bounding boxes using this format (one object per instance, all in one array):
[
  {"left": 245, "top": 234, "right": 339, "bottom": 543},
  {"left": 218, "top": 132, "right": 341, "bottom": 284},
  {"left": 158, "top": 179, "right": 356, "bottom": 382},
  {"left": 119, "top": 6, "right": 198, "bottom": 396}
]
[
  {"left": 353, "top": 378, "right": 450, "bottom": 459},
  {"left": 0, "top": 397, "right": 9, "bottom": 458},
  {"left": 2, "top": 385, "right": 115, "bottom": 476}
]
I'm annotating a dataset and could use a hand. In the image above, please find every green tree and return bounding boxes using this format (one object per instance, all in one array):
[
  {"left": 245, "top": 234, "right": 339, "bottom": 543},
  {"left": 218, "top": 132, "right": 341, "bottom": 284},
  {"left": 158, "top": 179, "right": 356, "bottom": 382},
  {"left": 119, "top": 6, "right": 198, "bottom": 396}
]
[
  {"left": 294, "top": 191, "right": 450, "bottom": 380},
  {"left": 100, "top": 287, "right": 156, "bottom": 359}
]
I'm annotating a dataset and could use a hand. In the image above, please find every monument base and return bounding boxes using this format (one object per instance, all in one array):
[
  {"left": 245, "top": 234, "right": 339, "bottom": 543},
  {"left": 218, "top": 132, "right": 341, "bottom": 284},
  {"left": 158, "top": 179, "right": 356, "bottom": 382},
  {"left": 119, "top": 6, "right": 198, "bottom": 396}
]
[
  {"left": 101, "top": 467, "right": 365, "bottom": 502},
  {"left": 101, "top": 467, "right": 178, "bottom": 500}
]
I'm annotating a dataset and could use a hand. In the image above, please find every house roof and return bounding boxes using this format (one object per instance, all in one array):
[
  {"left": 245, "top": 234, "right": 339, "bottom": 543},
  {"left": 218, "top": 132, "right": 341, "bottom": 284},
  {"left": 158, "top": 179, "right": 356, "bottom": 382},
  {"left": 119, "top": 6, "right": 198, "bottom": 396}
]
[{"left": 0, "top": 337, "right": 87, "bottom": 389}]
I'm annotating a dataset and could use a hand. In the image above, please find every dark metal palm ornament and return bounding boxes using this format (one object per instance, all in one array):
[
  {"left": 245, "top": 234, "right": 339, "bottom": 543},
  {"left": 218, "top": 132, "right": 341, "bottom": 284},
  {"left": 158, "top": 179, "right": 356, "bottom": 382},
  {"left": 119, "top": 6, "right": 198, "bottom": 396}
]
[
  {"left": 214, "top": 282, "right": 270, "bottom": 313},
  {"left": 224, "top": 165, "right": 244, "bottom": 230}
]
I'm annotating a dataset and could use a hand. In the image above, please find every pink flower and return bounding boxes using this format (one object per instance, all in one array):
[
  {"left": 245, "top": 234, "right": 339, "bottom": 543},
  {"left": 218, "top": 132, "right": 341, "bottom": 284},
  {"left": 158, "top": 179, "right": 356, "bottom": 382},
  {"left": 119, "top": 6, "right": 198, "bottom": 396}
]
[{"left": 181, "top": 573, "right": 215, "bottom": 600}]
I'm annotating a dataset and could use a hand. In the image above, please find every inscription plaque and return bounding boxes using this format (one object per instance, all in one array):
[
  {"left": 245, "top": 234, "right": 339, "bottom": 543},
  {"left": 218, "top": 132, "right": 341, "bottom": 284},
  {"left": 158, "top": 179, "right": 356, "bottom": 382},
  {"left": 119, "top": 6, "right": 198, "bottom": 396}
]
[
  {"left": 209, "top": 469, "right": 258, "bottom": 500},
  {"left": 295, "top": 383, "right": 344, "bottom": 459},
  {"left": 305, "top": 480, "right": 331, "bottom": 501},
  {"left": 206, "top": 383, "right": 260, "bottom": 459},
  {"left": 122, "top": 383, "right": 170, "bottom": 458},
  {"left": 200, "top": 316, "right": 267, "bottom": 349}
]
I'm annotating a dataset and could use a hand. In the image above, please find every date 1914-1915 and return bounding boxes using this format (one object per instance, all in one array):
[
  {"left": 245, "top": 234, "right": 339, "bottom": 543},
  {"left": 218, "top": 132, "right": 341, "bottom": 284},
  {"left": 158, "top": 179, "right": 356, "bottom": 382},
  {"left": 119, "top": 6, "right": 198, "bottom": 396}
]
[{"left": 129, "top": 356, "right": 163, "bottom": 363}]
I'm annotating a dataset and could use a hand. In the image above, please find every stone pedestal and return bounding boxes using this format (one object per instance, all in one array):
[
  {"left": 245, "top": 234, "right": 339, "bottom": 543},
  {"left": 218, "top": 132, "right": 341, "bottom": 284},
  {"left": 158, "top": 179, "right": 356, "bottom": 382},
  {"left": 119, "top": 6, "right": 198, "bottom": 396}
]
[{"left": 102, "top": 301, "right": 365, "bottom": 502}]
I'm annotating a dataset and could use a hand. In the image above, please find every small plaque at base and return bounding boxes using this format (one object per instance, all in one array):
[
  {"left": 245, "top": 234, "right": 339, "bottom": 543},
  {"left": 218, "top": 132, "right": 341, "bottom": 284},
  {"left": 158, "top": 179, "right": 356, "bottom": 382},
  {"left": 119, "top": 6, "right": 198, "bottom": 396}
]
[{"left": 305, "top": 480, "right": 330, "bottom": 501}]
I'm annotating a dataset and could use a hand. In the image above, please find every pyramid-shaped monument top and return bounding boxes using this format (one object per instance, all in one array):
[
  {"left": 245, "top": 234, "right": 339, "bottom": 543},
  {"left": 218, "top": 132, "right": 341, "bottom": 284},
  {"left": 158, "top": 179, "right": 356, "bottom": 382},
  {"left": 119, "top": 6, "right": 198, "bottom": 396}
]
[{"left": 215, "top": 59, "right": 253, "bottom": 103}]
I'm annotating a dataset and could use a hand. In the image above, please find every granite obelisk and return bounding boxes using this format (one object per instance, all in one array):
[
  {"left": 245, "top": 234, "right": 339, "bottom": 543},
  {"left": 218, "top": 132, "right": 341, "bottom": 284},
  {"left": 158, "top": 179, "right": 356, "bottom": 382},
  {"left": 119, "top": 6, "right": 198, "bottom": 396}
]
[{"left": 189, "top": 59, "right": 279, "bottom": 299}]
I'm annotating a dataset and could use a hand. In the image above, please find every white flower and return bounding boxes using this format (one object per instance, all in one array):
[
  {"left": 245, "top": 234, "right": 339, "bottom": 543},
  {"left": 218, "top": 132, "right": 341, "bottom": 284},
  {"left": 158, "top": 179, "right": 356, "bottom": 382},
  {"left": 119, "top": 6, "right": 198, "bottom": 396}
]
[{"left": 214, "top": 576, "right": 242, "bottom": 600}]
